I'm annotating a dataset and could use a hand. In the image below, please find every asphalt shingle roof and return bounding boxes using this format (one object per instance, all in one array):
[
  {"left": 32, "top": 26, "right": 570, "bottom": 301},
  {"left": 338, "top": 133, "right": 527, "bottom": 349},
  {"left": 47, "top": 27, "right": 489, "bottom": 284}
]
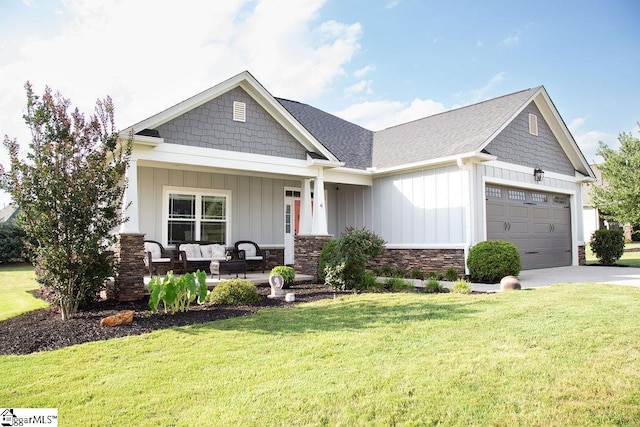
[
  {"left": 277, "top": 98, "right": 373, "bottom": 170},
  {"left": 372, "top": 87, "right": 541, "bottom": 169}
]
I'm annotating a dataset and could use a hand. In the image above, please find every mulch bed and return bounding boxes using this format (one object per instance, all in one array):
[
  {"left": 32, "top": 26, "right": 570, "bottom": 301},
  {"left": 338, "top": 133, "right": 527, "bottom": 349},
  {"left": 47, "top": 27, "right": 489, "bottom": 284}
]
[{"left": 0, "top": 283, "right": 340, "bottom": 356}]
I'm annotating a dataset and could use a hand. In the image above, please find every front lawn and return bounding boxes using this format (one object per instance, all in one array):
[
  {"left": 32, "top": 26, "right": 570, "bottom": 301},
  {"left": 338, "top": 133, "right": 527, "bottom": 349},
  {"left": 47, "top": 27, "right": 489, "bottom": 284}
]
[
  {"left": 0, "top": 278, "right": 639, "bottom": 425},
  {"left": 0, "top": 264, "right": 48, "bottom": 321},
  {"left": 586, "top": 242, "right": 640, "bottom": 268}
]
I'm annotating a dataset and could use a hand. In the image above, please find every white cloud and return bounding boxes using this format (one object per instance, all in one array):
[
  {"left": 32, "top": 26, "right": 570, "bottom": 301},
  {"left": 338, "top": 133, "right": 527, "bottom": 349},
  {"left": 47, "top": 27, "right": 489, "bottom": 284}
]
[
  {"left": 575, "top": 130, "right": 613, "bottom": 164},
  {"left": 453, "top": 72, "right": 506, "bottom": 105},
  {"left": 568, "top": 117, "right": 587, "bottom": 132},
  {"left": 476, "top": 40, "right": 483, "bottom": 48},
  {"left": 354, "top": 65, "right": 375, "bottom": 78},
  {"left": 335, "top": 98, "right": 446, "bottom": 131},
  {"left": 386, "top": 0, "right": 402, "bottom": 9},
  {"left": 499, "top": 32, "right": 520, "bottom": 46},
  {"left": 344, "top": 80, "right": 373, "bottom": 95}
]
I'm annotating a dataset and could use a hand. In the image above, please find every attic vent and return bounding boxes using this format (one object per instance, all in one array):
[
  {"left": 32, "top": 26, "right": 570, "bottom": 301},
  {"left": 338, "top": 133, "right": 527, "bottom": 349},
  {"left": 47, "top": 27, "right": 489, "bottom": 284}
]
[
  {"left": 528, "top": 113, "right": 538, "bottom": 136},
  {"left": 233, "top": 101, "right": 246, "bottom": 122}
]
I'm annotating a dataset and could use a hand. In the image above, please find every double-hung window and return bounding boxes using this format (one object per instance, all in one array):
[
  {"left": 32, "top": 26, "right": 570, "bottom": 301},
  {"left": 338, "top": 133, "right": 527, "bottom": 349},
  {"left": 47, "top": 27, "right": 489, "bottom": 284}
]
[{"left": 164, "top": 187, "right": 230, "bottom": 245}]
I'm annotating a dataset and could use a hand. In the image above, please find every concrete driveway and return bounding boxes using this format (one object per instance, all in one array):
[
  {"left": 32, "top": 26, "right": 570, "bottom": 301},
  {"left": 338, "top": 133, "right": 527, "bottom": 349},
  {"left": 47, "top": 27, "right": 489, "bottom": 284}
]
[{"left": 470, "top": 265, "right": 640, "bottom": 292}]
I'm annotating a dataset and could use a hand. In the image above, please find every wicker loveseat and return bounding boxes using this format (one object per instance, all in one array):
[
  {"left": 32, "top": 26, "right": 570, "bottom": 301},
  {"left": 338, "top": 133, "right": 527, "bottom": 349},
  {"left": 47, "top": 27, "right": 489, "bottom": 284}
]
[
  {"left": 144, "top": 240, "right": 186, "bottom": 275},
  {"left": 176, "top": 241, "right": 230, "bottom": 272}
]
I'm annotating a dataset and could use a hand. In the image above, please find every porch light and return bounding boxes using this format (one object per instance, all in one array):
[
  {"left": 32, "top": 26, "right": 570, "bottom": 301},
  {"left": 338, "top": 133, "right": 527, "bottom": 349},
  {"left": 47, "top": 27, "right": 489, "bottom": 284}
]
[{"left": 533, "top": 168, "right": 544, "bottom": 182}]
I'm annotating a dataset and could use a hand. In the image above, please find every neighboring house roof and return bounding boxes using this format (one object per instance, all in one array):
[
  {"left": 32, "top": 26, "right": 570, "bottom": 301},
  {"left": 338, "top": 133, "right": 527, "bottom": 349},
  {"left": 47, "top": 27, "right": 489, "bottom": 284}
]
[
  {"left": 0, "top": 204, "right": 18, "bottom": 223},
  {"left": 373, "top": 88, "right": 540, "bottom": 169},
  {"left": 277, "top": 98, "right": 373, "bottom": 170}
]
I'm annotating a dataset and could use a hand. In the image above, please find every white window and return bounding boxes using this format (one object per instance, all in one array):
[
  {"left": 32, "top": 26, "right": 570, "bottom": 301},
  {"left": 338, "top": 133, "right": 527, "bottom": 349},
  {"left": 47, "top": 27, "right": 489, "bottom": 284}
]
[{"left": 163, "top": 187, "right": 231, "bottom": 245}]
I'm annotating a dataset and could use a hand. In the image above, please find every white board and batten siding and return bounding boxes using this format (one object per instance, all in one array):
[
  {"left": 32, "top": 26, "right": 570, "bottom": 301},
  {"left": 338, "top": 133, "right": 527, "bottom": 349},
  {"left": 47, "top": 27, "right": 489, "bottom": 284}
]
[
  {"left": 372, "top": 165, "right": 467, "bottom": 246},
  {"left": 137, "top": 166, "right": 295, "bottom": 247}
]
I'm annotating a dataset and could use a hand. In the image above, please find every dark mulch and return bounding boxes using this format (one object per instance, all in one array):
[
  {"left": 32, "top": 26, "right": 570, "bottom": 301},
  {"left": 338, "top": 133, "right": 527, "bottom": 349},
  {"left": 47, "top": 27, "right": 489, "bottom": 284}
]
[{"left": 0, "top": 283, "right": 340, "bottom": 355}]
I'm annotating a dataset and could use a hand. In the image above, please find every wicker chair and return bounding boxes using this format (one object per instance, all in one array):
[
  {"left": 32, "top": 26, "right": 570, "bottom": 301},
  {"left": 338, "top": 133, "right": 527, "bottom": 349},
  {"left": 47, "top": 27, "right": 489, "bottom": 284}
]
[
  {"left": 234, "top": 240, "right": 270, "bottom": 272},
  {"left": 143, "top": 240, "right": 185, "bottom": 275}
]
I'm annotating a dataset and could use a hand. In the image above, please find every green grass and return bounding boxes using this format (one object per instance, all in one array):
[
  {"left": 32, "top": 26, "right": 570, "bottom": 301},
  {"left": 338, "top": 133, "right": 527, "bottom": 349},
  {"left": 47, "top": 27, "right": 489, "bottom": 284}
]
[
  {"left": 586, "top": 242, "right": 640, "bottom": 267},
  {"left": 1, "top": 278, "right": 639, "bottom": 426},
  {"left": 0, "top": 264, "right": 48, "bottom": 320}
]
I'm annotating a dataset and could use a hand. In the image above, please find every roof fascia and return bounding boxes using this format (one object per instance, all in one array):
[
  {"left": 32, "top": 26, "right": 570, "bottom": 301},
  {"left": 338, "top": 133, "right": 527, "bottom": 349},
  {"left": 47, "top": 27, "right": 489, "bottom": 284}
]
[{"left": 369, "top": 152, "right": 496, "bottom": 177}]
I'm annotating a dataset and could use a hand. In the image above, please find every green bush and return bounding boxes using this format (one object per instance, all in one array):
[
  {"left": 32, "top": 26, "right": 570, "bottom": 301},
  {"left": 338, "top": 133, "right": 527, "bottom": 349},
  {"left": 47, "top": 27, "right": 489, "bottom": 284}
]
[
  {"left": 392, "top": 267, "right": 408, "bottom": 278},
  {"left": 384, "top": 277, "right": 414, "bottom": 292},
  {"left": 148, "top": 270, "right": 208, "bottom": 314},
  {"left": 317, "top": 240, "right": 338, "bottom": 282},
  {"left": 590, "top": 229, "right": 625, "bottom": 265},
  {"left": 324, "top": 227, "right": 386, "bottom": 290},
  {"left": 443, "top": 267, "right": 460, "bottom": 281},
  {"left": 379, "top": 265, "right": 395, "bottom": 277},
  {"left": 362, "top": 270, "right": 383, "bottom": 291},
  {"left": 0, "top": 222, "right": 34, "bottom": 264},
  {"left": 631, "top": 230, "right": 640, "bottom": 242},
  {"left": 270, "top": 266, "right": 295, "bottom": 288},
  {"left": 467, "top": 240, "right": 521, "bottom": 283},
  {"left": 450, "top": 279, "right": 472, "bottom": 294},
  {"left": 425, "top": 278, "right": 443, "bottom": 293},
  {"left": 208, "top": 279, "right": 260, "bottom": 305},
  {"left": 410, "top": 268, "right": 424, "bottom": 280},
  {"left": 424, "top": 271, "right": 440, "bottom": 280}
]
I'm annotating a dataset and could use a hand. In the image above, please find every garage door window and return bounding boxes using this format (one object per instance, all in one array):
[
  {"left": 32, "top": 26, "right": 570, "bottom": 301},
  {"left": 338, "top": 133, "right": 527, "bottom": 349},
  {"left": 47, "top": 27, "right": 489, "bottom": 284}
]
[
  {"left": 508, "top": 190, "right": 526, "bottom": 201},
  {"left": 486, "top": 187, "right": 502, "bottom": 198},
  {"left": 553, "top": 195, "right": 568, "bottom": 205},
  {"left": 532, "top": 193, "right": 548, "bottom": 203}
]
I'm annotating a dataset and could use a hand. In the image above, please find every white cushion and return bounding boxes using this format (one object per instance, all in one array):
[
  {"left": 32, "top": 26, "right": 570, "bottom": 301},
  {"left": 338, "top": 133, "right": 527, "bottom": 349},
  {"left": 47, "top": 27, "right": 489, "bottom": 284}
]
[
  {"left": 246, "top": 256, "right": 263, "bottom": 261},
  {"left": 238, "top": 243, "right": 256, "bottom": 257},
  {"left": 144, "top": 242, "right": 162, "bottom": 260},
  {"left": 201, "top": 244, "right": 226, "bottom": 259},
  {"left": 181, "top": 243, "right": 201, "bottom": 259}
]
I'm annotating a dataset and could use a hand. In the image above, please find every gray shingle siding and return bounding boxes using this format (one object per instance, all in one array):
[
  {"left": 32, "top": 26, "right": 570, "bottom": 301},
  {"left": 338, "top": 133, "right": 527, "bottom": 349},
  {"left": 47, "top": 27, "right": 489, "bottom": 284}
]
[
  {"left": 277, "top": 98, "right": 373, "bottom": 170},
  {"left": 155, "top": 87, "right": 307, "bottom": 160},
  {"left": 485, "top": 103, "right": 574, "bottom": 175}
]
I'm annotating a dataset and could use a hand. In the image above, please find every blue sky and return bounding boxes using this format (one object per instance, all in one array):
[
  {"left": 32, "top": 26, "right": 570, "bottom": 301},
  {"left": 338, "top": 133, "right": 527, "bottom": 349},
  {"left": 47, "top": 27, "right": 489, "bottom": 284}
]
[{"left": 1, "top": 0, "right": 638, "bottom": 203}]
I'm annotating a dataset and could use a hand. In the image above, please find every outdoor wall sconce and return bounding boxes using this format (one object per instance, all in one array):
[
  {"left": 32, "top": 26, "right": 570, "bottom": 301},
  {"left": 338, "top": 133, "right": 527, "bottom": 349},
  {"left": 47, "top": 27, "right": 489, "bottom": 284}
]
[{"left": 533, "top": 168, "right": 544, "bottom": 182}]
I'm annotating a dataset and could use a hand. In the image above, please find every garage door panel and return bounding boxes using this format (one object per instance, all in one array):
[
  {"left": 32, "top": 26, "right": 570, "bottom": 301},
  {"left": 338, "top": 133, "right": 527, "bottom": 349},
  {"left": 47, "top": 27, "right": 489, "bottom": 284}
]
[{"left": 486, "top": 185, "right": 571, "bottom": 270}]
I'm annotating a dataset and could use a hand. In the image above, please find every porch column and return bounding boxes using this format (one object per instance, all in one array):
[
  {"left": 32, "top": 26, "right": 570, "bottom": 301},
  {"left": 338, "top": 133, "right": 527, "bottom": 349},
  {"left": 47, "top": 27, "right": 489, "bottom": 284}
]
[
  {"left": 119, "top": 158, "right": 140, "bottom": 234},
  {"left": 299, "top": 178, "right": 313, "bottom": 235},
  {"left": 312, "top": 169, "right": 328, "bottom": 235}
]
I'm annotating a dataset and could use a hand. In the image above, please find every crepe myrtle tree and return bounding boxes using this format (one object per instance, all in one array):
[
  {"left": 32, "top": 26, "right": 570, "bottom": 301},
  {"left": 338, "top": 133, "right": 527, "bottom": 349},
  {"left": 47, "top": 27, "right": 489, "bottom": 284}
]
[{"left": 1, "top": 82, "right": 132, "bottom": 320}]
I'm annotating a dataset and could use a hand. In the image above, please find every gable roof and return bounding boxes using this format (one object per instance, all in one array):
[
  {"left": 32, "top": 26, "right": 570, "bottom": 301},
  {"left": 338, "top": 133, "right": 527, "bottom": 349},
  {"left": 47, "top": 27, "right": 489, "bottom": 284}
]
[
  {"left": 121, "top": 71, "right": 341, "bottom": 165},
  {"left": 372, "top": 87, "right": 540, "bottom": 169},
  {"left": 277, "top": 99, "right": 373, "bottom": 170}
]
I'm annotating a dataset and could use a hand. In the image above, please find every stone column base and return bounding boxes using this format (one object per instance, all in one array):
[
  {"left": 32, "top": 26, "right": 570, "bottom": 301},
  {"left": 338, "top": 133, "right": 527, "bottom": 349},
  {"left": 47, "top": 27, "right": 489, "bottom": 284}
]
[
  {"left": 578, "top": 244, "right": 586, "bottom": 266},
  {"left": 294, "top": 235, "right": 333, "bottom": 278},
  {"left": 114, "top": 233, "right": 146, "bottom": 301}
]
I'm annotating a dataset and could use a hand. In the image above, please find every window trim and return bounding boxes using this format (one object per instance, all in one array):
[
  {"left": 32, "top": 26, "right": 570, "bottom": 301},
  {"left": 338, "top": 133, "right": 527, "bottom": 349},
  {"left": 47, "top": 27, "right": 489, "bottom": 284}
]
[{"left": 162, "top": 186, "right": 232, "bottom": 246}]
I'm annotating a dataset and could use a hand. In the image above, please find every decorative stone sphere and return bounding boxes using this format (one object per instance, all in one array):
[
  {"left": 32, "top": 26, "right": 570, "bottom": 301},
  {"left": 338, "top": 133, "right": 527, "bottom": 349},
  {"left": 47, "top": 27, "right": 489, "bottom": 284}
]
[{"left": 500, "top": 275, "right": 521, "bottom": 291}]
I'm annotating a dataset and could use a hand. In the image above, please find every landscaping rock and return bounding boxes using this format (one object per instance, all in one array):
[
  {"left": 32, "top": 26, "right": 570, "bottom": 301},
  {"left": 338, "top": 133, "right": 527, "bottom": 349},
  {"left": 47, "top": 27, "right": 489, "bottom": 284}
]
[
  {"left": 100, "top": 310, "right": 134, "bottom": 327},
  {"left": 500, "top": 275, "right": 521, "bottom": 291}
]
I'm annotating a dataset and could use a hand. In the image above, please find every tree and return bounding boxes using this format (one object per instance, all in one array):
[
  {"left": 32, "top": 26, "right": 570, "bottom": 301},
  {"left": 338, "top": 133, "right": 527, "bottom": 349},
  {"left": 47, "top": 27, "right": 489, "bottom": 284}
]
[
  {"left": 1, "top": 83, "right": 132, "bottom": 320},
  {"left": 591, "top": 125, "right": 640, "bottom": 229}
]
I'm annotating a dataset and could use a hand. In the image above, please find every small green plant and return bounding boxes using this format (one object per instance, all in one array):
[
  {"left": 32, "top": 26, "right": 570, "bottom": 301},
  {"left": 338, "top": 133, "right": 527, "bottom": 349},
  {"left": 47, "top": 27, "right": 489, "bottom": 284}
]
[
  {"left": 208, "top": 279, "right": 260, "bottom": 305},
  {"left": 379, "top": 265, "right": 395, "bottom": 277},
  {"left": 148, "top": 270, "right": 208, "bottom": 314},
  {"left": 410, "top": 268, "right": 424, "bottom": 280},
  {"left": 424, "top": 271, "right": 439, "bottom": 280},
  {"left": 467, "top": 240, "right": 521, "bottom": 283},
  {"left": 362, "top": 270, "right": 383, "bottom": 291},
  {"left": 324, "top": 262, "right": 347, "bottom": 290},
  {"left": 392, "top": 267, "right": 408, "bottom": 278},
  {"left": 270, "top": 266, "right": 295, "bottom": 288},
  {"left": 317, "top": 240, "right": 338, "bottom": 282},
  {"left": 443, "top": 267, "right": 460, "bottom": 281},
  {"left": 590, "top": 229, "right": 625, "bottom": 265},
  {"left": 425, "top": 278, "right": 443, "bottom": 293},
  {"left": 384, "top": 277, "right": 414, "bottom": 292},
  {"left": 450, "top": 279, "right": 472, "bottom": 294}
]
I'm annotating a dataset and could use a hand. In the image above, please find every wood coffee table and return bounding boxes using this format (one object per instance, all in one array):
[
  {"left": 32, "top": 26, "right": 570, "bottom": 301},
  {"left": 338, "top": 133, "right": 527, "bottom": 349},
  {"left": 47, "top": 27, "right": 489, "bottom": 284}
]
[{"left": 210, "top": 259, "right": 247, "bottom": 279}]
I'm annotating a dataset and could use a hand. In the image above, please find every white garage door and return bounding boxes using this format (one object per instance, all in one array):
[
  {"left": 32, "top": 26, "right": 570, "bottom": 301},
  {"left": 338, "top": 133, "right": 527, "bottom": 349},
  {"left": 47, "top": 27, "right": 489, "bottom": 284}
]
[{"left": 485, "top": 185, "right": 572, "bottom": 270}]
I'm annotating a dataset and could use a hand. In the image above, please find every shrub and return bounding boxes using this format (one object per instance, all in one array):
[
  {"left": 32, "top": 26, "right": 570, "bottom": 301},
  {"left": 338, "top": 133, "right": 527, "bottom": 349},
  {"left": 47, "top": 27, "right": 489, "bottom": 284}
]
[
  {"left": 392, "top": 267, "right": 408, "bottom": 278},
  {"left": 148, "top": 270, "right": 208, "bottom": 314},
  {"left": 270, "top": 266, "right": 295, "bottom": 288},
  {"left": 0, "top": 222, "right": 34, "bottom": 263},
  {"left": 384, "top": 277, "right": 414, "bottom": 291},
  {"left": 379, "top": 265, "right": 395, "bottom": 277},
  {"left": 425, "top": 279, "right": 443, "bottom": 293},
  {"left": 362, "top": 270, "right": 383, "bottom": 291},
  {"left": 410, "top": 268, "right": 424, "bottom": 280},
  {"left": 590, "top": 229, "right": 625, "bottom": 265},
  {"left": 631, "top": 230, "right": 640, "bottom": 242},
  {"left": 443, "top": 267, "right": 460, "bottom": 281},
  {"left": 467, "top": 240, "right": 521, "bottom": 283},
  {"left": 317, "top": 240, "right": 338, "bottom": 282},
  {"left": 209, "top": 279, "right": 260, "bottom": 305},
  {"left": 325, "top": 227, "right": 386, "bottom": 290},
  {"left": 324, "top": 262, "right": 346, "bottom": 290},
  {"left": 424, "top": 271, "right": 440, "bottom": 280},
  {"left": 450, "top": 279, "right": 472, "bottom": 294}
]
